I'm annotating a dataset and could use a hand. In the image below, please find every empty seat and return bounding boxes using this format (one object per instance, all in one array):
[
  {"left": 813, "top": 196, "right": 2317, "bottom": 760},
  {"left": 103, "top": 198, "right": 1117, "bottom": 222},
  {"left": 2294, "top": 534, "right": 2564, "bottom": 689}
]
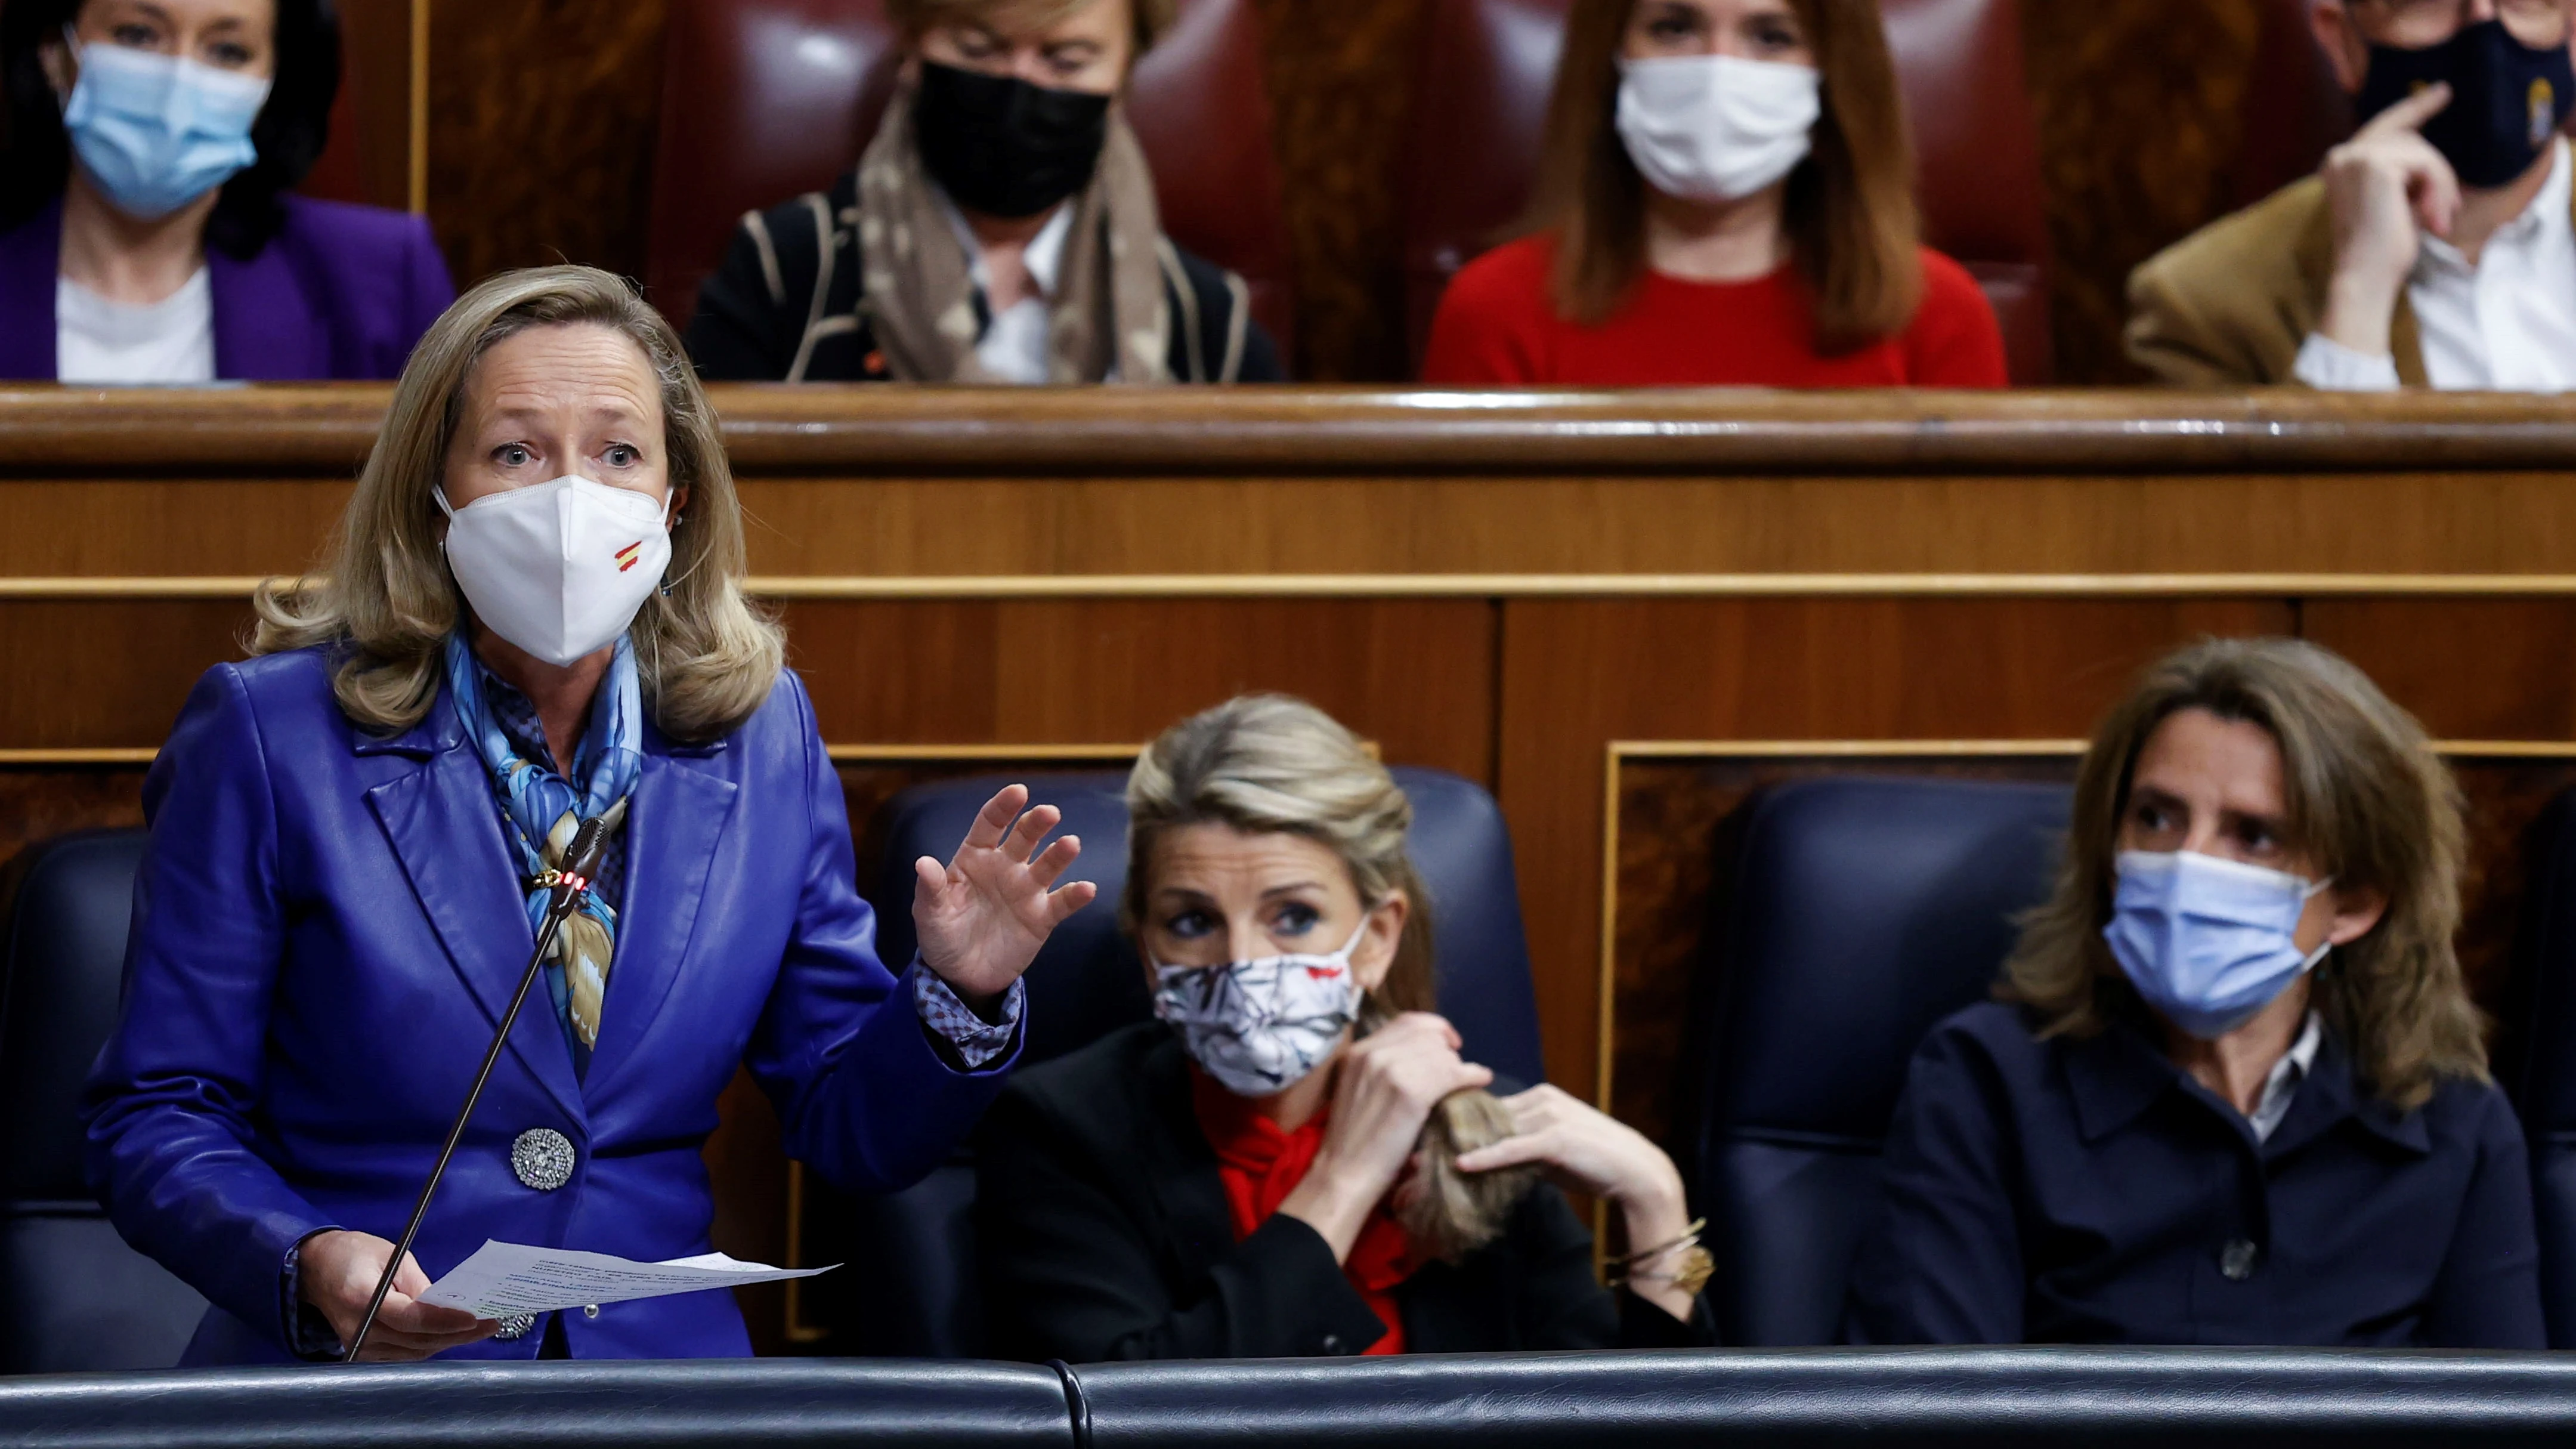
[
  {"left": 2499, "top": 788, "right": 2576, "bottom": 1349},
  {"left": 811, "top": 765, "right": 1548, "bottom": 1357},
  {"left": 643, "top": 0, "right": 1295, "bottom": 359},
  {"left": 0, "top": 830, "right": 206, "bottom": 1373},
  {"left": 1400, "top": 0, "right": 2055, "bottom": 382},
  {"left": 1667, "top": 776, "right": 2068, "bottom": 1346}
]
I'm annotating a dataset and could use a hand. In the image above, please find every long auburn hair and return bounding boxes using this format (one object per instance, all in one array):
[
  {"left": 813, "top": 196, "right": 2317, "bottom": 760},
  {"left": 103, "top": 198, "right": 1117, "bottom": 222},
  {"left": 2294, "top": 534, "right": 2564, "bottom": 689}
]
[
  {"left": 1526, "top": 0, "right": 1922, "bottom": 352},
  {"left": 2002, "top": 638, "right": 2486, "bottom": 1112},
  {"left": 253, "top": 265, "right": 785, "bottom": 743},
  {"left": 1124, "top": 695, "right": 1540, "bottom": 1263}
]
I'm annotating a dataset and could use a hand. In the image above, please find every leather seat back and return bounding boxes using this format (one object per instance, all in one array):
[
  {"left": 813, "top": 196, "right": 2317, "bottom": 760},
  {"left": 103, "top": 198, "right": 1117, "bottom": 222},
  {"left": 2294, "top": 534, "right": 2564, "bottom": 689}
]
[
  {"left": 1669, "top": 776, "right": 2068, "bottom": 1345},
  {"left": 1401, "top": 0, "right": 2055, "bottom": 382},
  {"left": 644, "top": 0, "right": 1295, "bottom": 359},
  {"left": 2499, "top": 788, "right": 2576, "bottom": 1349},
  {"left": 0, "top": 830, "right": 206, "bottom": 1373},
  {"left": 821, "top": 765, "right": 1548, "bottom": 1356}
]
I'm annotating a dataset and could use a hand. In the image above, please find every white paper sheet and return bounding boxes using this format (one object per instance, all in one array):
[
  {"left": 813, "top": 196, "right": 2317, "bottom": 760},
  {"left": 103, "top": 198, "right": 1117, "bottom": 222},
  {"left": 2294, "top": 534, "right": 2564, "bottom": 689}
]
[{"left": 418, "top": 1240, "right": 836, "bottom": 1318}]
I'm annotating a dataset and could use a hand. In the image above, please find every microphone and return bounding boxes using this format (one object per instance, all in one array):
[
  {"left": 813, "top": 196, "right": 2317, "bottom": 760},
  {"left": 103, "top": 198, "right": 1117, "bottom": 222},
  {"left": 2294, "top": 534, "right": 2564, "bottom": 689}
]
[{"left": 345, "top": 814, "right": 611, "bottom": 1363}]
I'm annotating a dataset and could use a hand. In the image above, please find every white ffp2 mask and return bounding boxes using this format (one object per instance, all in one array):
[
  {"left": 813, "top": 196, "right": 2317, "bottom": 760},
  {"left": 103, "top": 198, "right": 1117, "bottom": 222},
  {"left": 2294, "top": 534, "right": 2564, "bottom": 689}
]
[
  {"left": 1151, "top": 919, "right": 1370, "bottom": 1097},
  {"left": 1615, "top": 54, "right": 1822, "bottom": 204},
  {"left": 436, "top": 477, "right": 672, "bottom": 667}
]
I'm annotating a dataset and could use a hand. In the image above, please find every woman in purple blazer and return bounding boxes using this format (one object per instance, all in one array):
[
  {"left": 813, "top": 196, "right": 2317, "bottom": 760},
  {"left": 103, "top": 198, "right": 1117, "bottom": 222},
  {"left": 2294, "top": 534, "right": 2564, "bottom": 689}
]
[
  {"left": 0, "top": 0, "right": 450, "bottom": 383},
  {"left": 81, "top": 264, "right": 1097, "bottom": 1364}
]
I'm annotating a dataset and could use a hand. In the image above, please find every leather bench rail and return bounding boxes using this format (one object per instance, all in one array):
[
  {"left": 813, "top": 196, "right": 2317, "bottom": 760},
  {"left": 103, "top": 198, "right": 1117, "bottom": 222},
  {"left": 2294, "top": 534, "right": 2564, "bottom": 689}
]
[{"left": 10, "top": 1349, "right": 2576, "bottom": 1449}]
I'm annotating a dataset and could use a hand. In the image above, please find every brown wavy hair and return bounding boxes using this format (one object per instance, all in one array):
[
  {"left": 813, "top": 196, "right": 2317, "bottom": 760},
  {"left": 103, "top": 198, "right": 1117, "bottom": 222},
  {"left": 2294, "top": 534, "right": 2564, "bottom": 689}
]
[
  {"left": 252, "top": 265, "right": 784, "bottom": 743},
  {"left": 1124, "top": 695, "right": 1539, "bottom": 1262},
  {"left": 1526, "top": 0, "right": 1922, "bottom": 350},
  {"left": 886, "top": 0, "right": 1177, "bottom": 56},
  {"left": 2001, "top": 637, "right": 2485, "bottom": 1111}
]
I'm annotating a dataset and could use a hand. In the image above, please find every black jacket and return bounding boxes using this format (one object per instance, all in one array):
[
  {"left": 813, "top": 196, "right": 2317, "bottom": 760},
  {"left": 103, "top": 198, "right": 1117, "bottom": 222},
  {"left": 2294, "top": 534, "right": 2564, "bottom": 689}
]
[
  {"left": 683, "top": 170, "right": 1282, "bottom": 384},
  {"left": 976, "top": 1021, "right": 1713, "bottom": 1362}
]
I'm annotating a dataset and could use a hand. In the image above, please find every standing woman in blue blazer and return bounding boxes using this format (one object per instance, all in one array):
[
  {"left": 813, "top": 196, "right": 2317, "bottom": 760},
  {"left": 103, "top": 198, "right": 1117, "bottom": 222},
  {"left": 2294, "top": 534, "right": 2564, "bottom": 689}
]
[{"left": 82, "top": 264, "right": 1095, "bottom": 1364}]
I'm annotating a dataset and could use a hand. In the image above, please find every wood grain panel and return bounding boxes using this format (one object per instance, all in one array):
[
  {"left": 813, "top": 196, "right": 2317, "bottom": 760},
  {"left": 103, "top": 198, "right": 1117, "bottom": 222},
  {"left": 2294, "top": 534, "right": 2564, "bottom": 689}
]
[
  {"left": 1604, "top": 749, "right": 2576, "bottom": 1150},
  {"left": 1496, "top": 596, "right": 2293, "bottom": 1095},
  {"left": 425, "top": 0, "right": 670, "bottom": 285},
  {"left": 778, "top": 597, "right": 1496, "bottom": 781},
  {"left": 0, "top": 767, "right": 150, "bottom": 867},
  {"left": 2304, "top": 600, "right": 2576, "bottom": 742},
  {"left": 0, "top": 602, "right": 254, "bottom": 750}
]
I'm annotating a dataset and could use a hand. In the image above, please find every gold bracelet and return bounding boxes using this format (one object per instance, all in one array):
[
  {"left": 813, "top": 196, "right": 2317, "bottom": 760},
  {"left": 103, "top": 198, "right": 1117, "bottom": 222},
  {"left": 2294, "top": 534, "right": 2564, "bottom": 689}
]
[
  {"left": 1628, "top": 1244, "right": 1714, "bottom": 1297},
  {"left": 1616, "top": 1216, "right": 1707, "bottom": 1268}
]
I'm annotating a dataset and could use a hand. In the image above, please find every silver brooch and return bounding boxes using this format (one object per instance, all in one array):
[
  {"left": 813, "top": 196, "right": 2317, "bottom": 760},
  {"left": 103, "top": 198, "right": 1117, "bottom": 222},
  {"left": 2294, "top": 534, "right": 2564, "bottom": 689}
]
[
  {"left": 510, "top": 1127, "right": 576, "bottom": 1191},
  {"left": 493, "top": 1313, "right": 538, "bottom": 1342}
]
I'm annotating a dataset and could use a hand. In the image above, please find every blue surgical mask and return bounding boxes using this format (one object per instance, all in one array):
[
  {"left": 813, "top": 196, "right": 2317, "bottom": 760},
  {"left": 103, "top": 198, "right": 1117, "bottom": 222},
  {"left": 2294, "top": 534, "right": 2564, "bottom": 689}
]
[
  {"left": 58, "top": 31, "right": 271, "bottom": 221},
  {"left": 2356, "top": 17, "right": 2576, "bottom": 190},
  {"left": 2103, "top": 850, "right": 2333, "bottom": 1041}
]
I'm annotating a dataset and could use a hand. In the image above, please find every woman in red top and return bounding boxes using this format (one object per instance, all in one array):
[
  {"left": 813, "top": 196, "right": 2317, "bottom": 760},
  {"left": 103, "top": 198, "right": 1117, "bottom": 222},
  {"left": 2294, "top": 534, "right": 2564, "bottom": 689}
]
[
  {"left": 977, "top": 695, "right": 1712, "bottom": 1360},
  {"left": 1422, "top": 0, "right": 2008, "bottom": 388}
]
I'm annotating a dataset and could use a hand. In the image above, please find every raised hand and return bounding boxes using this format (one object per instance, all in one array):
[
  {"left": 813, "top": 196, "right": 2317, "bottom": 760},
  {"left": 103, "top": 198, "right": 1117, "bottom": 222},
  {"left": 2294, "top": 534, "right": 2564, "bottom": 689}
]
[
  {"left": 913, "top": 784, "right": 1096, "bottom": 1008},
  {"left": 2318, "top": 82, "right": 2459, "bottom": 359}
]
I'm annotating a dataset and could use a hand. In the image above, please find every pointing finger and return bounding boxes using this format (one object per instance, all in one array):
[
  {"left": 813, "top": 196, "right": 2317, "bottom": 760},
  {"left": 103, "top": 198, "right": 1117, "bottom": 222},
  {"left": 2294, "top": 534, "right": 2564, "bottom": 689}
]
[{"left": 2363, "top": 81, "right": 2453, "bottom": 139}]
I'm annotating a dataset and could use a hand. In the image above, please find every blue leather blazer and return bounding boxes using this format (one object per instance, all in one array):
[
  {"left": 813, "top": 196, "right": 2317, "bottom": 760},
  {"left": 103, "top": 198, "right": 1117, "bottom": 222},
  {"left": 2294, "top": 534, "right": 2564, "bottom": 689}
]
[{"left": 82, "top": 647, "right": 1013, "bottom": 1363}]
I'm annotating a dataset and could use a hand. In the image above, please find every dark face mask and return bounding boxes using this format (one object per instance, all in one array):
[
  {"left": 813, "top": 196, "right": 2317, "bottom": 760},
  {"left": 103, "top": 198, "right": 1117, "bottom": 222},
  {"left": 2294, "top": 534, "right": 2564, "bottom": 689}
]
[
  {"left": 2356, "top": 17, "right": 2576, "bottom": 190},
  {"left": 911, "top": 59, "right": 1112, "bottom": 220}
]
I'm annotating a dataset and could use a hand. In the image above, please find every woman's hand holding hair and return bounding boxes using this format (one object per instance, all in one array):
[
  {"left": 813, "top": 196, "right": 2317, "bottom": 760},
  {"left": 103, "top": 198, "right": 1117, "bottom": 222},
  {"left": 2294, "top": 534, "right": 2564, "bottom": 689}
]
[
  {"left": 298, "top": 1229, "right": 497, "bottom": 1362},
  {"left": 1277, "top": 1012, "right": 1493, "bottom": 1263},
  {"left": 1455, "top": 1084, "right": 1699, "bottom": 1322},
  {"left": 914, "top": 784, "right": 1097, "bottom": 1012}
]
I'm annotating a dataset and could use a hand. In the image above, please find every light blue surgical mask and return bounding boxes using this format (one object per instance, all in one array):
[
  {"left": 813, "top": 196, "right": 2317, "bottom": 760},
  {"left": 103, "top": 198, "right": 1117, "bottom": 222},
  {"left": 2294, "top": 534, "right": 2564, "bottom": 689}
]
[
  {"left": 2103, "top": 849, "right": 2333, "bottom": 1041},
  {"left": 58, "top": 30, "right": 271, "bottom": 221}
]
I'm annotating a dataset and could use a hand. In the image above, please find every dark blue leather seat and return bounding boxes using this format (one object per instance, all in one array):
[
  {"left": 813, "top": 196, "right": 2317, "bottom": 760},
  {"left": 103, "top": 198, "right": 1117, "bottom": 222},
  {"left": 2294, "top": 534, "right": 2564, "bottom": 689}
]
[
  {"left": 0, "top": 829, "right": 207, "bottom": 1372},
  {"left": 1668, "top": 776, "right": 2070, "bottom": 1346},
  {"left": 817, "top": 766, "right": 1547, "bottom": 1357},
  {"left": 2499, "top": 788, "right": 2576, "bottom": 1349}
]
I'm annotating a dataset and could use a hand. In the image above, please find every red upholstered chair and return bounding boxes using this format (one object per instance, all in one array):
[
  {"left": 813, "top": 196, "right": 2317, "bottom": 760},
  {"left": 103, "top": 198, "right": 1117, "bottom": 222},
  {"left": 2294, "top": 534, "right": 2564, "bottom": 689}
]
[
  {"left": 2232, "top": 0, "right": 2355, "bottom": 211},
  {"left": 1400, "top": 0, "right": 2055, "bottom": 383},
  {"left": 643, "top": 0, "right": 1294, "bottom": 361}
]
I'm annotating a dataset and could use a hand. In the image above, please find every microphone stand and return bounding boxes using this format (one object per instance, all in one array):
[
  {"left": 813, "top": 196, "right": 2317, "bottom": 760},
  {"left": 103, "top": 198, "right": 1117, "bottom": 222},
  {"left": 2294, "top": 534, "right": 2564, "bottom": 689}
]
[{"left": 344, "top": 815, "right": 610, "bottom": 1363}]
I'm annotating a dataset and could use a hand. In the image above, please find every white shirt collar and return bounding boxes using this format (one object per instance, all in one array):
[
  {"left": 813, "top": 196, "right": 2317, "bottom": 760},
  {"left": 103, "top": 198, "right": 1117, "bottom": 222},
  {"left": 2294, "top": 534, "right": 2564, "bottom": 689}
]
[
  {"left": 932, "top": 186, "right": 1075, "bottom": 304},
  {"left": 2419, "top": 137, "right": 2571, "bottom": 277},
  {"left": 2246, "top": 1010, "right": 2324, "bottom": 1144}
]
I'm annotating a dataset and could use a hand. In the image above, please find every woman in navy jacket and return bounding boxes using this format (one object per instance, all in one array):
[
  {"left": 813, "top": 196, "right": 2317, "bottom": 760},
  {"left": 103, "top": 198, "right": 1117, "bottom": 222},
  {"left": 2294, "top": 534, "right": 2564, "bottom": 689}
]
[
  {"left": 1845, "top": 638, "right": 2544, "bottom": 1348},
  {"left": 81, "top": 264, "right": 1094, "bottom": 1364}
]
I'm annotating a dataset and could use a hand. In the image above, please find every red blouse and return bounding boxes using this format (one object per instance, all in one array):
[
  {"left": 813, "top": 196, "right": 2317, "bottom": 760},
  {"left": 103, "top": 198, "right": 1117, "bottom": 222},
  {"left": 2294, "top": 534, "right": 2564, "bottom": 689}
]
[
  {"left": 1189, "top": 1065, "right": 1421, "bottom": 1355},
  {"left": 1420, "top": 232, "right": 2009, "bottom": 388}
]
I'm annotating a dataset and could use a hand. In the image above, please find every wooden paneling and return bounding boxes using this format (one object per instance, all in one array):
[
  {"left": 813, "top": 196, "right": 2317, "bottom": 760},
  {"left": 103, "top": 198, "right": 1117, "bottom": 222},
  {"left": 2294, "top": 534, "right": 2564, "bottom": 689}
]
[
  {"left": 0, "top": 602, "right": 255, "bottom": 750},
  {"left": 0, "top": 768, "right": 149, "bottom": 868},
  {"left": 1497, "top": 597, "right": 2293, "bottom": 1093},
  {"left": 2304, "top": 601, "right": 2576, "bottom": 742},
  {"left": 425, "top": 0, "right": 670, "bottom": 285},
  {"left": 782, "top": 598, "right": 1497, "bottom": 781}
]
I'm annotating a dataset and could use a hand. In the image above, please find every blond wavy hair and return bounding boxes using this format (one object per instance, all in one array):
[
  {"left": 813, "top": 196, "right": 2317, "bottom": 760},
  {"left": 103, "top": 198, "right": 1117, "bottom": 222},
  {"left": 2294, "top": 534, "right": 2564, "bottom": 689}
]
[
  {"left": 253, "top": 265, "right": 784, "bottom": 742},
  {"left": 2002, "top": 637, "right": 2485, "bottom": 1111},
  {"left": 1124, "top": 695, "right": 1538, "bottom": 1262}
]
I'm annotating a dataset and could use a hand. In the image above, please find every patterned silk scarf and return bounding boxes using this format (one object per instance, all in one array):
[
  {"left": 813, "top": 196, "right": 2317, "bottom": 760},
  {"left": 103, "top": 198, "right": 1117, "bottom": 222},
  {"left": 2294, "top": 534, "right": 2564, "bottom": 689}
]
[{"left": 445, "top": 631, "right": 643, "bottom": 1073}]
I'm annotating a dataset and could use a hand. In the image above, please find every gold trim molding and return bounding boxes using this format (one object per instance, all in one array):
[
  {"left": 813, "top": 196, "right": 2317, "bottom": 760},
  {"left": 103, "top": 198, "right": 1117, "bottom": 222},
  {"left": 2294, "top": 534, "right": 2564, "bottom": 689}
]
[{"left": 8, "top": 573, "right": 2576, "bottom": 602}]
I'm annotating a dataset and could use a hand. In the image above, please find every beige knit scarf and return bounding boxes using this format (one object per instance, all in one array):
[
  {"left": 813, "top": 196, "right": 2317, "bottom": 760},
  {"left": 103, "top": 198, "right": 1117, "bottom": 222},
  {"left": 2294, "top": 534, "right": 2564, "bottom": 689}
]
[{"left": 855, "top": 73, "right": 1171, "bottom": 383}]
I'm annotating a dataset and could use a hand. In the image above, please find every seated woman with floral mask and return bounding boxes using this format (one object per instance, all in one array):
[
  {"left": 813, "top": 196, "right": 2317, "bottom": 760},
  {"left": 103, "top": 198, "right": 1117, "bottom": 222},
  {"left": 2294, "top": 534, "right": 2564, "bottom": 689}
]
[{"left": 976, "top": 694, "right": 1713, "bottom": 1361}]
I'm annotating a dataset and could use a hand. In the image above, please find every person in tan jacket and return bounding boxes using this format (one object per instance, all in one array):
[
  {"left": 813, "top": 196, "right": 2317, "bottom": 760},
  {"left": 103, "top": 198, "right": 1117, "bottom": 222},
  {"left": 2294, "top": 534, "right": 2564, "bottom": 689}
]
[{"left": 2129, "top": 0, "right": 2576, "bottom": 390}]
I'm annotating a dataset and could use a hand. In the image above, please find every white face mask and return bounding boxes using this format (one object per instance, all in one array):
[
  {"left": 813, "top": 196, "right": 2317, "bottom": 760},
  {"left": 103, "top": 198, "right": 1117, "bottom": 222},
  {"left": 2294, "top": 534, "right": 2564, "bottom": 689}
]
[
  {"left": 1150, "top": 917, "right": 1371, "bottom": 1097},
  {"left": 1615, "top": 53, "right": 1823, "bottom": 205},
  {"left": 435, "top": 477, "right": 673, "bottom": 667}
]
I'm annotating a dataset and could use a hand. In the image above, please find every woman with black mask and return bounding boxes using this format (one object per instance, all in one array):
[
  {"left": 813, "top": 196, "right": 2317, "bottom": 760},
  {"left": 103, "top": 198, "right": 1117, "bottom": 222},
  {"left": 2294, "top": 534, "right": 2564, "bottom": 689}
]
[{"left": 684, "top": 0, "right": 1279, "bottom": 384}]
